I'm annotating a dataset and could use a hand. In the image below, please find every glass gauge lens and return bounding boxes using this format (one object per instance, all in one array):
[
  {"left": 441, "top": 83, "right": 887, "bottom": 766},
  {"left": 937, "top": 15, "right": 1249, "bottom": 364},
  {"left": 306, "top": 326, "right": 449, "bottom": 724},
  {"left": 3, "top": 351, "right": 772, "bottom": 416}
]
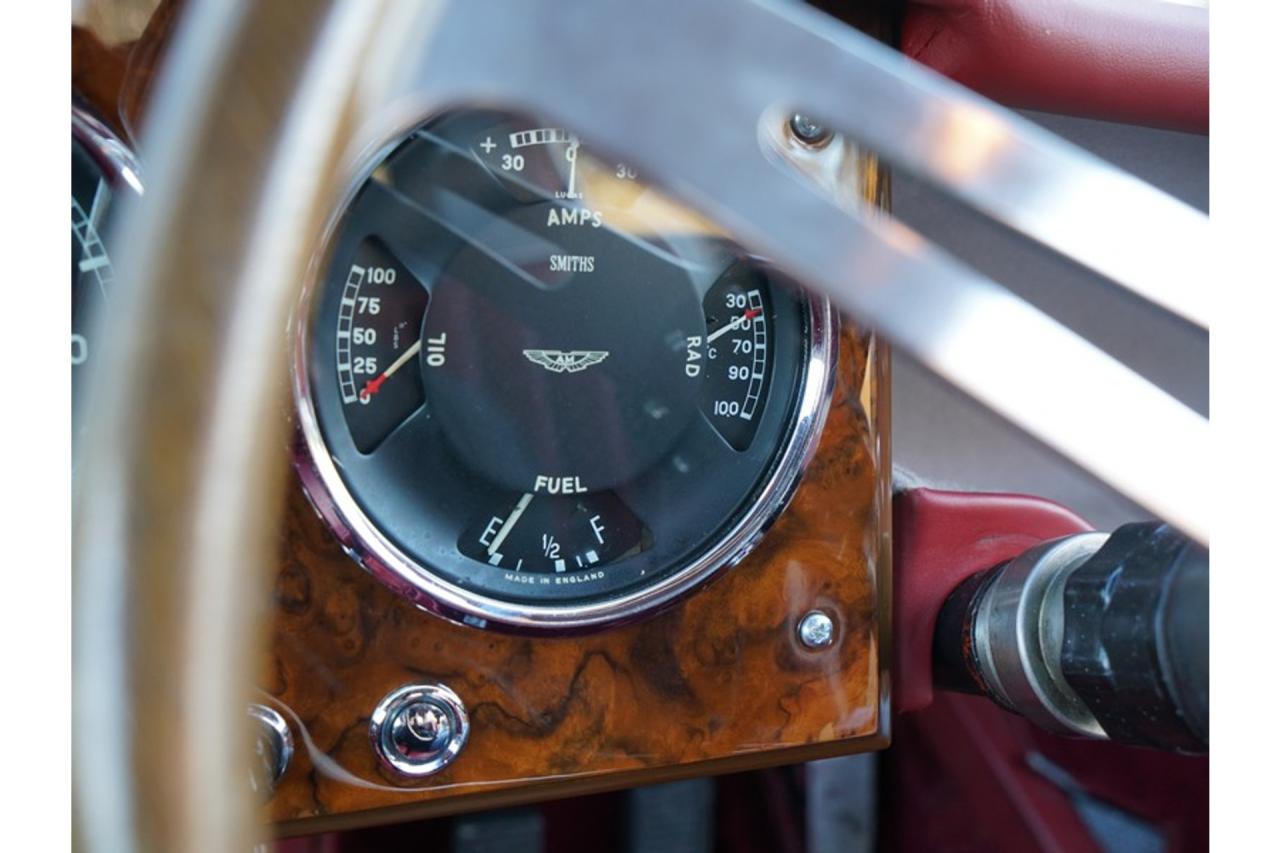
[{"left": 298, "top": 109, "right": 831, "bottom": 629}]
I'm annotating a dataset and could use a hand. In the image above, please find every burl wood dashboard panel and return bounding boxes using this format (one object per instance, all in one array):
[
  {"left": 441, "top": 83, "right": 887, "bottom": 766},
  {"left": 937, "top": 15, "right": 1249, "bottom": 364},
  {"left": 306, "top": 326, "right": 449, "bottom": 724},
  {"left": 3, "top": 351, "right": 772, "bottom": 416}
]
[{"left": 266, "top": 303, "right": 890, "bottom": 833}]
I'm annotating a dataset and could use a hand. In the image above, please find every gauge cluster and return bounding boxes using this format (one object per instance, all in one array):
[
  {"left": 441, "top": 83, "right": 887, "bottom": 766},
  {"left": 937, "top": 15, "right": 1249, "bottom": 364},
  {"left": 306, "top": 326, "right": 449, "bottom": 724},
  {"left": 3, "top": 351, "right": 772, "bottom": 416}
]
[
  {"left": 67, "top": 99, "right": 839, "bottom": 631},
  {"left": 296, "top": 110, "right": 833, "bottom": 631}
]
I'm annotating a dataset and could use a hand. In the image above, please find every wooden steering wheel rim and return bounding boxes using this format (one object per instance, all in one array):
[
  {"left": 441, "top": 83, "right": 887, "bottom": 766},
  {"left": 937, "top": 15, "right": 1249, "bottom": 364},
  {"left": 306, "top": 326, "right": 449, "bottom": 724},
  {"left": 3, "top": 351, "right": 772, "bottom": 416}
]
[{"left": 72, "top": 3, "right": 384, "bottom": 849}]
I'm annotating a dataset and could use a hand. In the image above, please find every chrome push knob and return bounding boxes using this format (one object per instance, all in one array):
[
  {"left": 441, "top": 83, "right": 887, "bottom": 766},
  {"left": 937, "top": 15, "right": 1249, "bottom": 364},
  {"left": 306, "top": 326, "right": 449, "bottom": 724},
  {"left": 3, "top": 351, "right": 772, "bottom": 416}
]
[
  {"left": 370, "top": 683, "right": 470, "bottom": 778},
  {"left": 248, "top": 703, "right": 293, "bottom": 798}
]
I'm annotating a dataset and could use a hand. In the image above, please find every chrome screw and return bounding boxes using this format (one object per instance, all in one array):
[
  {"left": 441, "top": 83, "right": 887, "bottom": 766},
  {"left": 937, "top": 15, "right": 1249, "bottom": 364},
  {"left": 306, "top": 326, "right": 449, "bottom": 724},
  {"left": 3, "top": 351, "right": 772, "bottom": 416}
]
[
  {"left": 788, "top": 113, "right": 833, "bottom": 147},
  {"left": 798, "top": 610, "right": 836, "bottom": 648}
]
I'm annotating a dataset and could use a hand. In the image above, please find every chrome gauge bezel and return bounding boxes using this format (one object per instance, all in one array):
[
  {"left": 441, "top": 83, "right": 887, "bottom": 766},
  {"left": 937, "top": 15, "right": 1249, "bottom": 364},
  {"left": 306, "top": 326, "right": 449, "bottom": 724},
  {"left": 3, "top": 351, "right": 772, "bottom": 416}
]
[
  {"left": 291, "top": 116, "right": 837, "bottom": 633},
  {"left": 72, "top": 102, "right": 143, "bottom": 195}
]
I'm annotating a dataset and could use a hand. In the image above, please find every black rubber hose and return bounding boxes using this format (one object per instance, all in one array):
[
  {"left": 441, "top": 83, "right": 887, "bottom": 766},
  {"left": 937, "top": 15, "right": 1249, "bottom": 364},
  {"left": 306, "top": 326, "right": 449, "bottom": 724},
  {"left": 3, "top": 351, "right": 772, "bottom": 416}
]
[{"left": 1061, "top": 522, "right": 1209, "bottom": 753}]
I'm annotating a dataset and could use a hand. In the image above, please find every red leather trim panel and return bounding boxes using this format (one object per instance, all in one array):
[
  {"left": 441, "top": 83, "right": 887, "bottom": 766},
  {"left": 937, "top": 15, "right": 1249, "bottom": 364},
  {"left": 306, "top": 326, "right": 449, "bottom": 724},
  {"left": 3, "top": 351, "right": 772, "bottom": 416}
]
[
  {"left": 903, "top": 0, "right": 1209, "bottom": 132},
  {"left": 888, "top": 692, "right": 1209, "bottom": 852},
  {"left": 892, "top": 488, "right": 1092, "bottom": 714}
]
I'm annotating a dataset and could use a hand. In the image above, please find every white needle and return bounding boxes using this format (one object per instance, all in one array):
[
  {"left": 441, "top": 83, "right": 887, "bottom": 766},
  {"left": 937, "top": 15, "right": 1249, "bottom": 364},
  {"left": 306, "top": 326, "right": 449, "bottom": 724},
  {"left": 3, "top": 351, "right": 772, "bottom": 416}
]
[
  {"left": 706, "top": 310, "right": 759, "bottom": 343},
  {"left": 383, "top": 338, "right": 422, "bottom": 376},
  {"left": 566, "top": 139, "right": 580, "bottom": 199},
  {"left": 359, "top": 338, "right": 421, "bottom": 399},
  {"left": 488, "top": 492, "right": 534, "bottom": 555},
  {"left": 87, "top": 178, "right": 109, "bottom": 230}
]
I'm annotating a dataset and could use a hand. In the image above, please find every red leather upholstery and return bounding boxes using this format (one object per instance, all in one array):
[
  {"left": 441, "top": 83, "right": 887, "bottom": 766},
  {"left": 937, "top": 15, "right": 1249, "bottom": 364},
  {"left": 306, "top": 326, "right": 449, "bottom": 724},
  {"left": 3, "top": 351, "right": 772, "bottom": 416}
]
[
  {"left": 893, "top": 488, "right": 1091, "bottom": 714},
  {"left": 902, "top": 0, "right": 1209, "bottom": 132}
]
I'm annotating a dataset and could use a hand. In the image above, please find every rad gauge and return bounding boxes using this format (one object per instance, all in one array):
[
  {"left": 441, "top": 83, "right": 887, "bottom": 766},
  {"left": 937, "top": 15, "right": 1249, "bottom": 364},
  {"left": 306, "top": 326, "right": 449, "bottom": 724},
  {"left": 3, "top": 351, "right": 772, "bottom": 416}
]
[{"left": 295, "top": 110, "right": 834, "bottom": 631}]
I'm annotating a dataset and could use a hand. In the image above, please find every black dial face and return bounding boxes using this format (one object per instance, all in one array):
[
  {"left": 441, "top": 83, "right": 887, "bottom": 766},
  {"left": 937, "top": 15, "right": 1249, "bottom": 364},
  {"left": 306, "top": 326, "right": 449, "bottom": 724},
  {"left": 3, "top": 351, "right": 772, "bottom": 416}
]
[{"left": 301, "top": 110, "right": 827, "bottom": 627}]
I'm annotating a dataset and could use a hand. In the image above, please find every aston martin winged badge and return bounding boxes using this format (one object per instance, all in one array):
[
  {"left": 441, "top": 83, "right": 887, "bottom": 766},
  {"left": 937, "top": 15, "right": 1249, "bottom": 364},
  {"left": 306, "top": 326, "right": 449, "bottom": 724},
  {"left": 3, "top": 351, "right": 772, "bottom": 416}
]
[{"left": 522, "top": 349, "right": 610, "bottom": 374}]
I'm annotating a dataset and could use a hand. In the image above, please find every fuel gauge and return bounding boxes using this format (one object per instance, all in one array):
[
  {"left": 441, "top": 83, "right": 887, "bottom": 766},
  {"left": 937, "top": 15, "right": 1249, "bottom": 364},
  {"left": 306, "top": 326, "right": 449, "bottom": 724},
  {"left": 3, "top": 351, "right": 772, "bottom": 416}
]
[{"left": 459, "top": 491, "right": 647, "bottom": 576}]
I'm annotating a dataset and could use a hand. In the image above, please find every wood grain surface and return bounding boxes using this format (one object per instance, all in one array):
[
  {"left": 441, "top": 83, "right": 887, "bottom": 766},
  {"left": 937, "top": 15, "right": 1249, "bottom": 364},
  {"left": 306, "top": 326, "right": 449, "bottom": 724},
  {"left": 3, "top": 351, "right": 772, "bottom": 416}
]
[
  {"left": 73, "top": 0, "right": 181, "bottom": 139},
  {"left": 266, "top": 303, "right": 889, "bottom": 832}
]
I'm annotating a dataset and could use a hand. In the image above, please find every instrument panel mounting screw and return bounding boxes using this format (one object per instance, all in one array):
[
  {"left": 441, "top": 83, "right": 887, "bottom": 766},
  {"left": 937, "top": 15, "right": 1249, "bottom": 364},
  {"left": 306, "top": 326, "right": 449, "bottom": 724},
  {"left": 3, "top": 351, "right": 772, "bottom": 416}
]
[
  {"left": 788, "top": 114, "right": 833, "bottom": 148},
  {"left": 798, "top": 610, "right": 836, "bottom": 648}
]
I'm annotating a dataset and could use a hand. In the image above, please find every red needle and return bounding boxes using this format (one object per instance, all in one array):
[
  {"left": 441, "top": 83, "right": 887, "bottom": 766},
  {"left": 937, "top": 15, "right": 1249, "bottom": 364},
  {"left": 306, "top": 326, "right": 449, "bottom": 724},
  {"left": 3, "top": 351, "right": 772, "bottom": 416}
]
[
  {"left": 356, "top": 339, "right": 422, "bottom": 402},
  {"left": 359, "top": 374, "right": 387, "bottom": 401}
]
